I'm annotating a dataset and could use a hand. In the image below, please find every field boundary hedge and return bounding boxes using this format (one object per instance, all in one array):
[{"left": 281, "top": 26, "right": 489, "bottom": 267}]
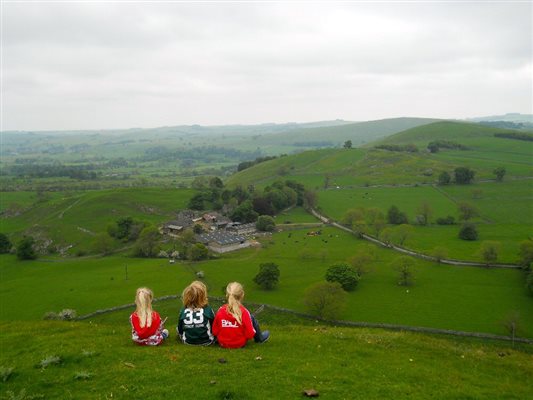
[{"left": 75, "top": 295, "right": 532, "bottom": 344}]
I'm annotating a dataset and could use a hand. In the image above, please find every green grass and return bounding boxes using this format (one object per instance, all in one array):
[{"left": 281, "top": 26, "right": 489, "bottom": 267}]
[
  {"left": 3, "top": 225, "right": 531, "bottom": 337},
  {"left": 1, "top": 314, "right": 532, "bottom": 399},
  {"left": 316, "top": 180, "right": 532, "bottom": 263}
]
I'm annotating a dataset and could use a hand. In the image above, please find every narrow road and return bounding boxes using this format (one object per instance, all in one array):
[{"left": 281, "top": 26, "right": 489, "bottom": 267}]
[{"left": 309, "top": 208, "right": 520, "bottom": 269}]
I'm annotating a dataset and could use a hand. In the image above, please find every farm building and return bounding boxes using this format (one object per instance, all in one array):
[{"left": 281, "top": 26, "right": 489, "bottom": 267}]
[
  {"left": 227, "top": 222, "right": 257, "bottom": 236},
  {"left": 196, "top": 231, "right": 250, "bottom": 253},
  {"left": 161, "top": 210, "right": 202, "bottom": 237}
]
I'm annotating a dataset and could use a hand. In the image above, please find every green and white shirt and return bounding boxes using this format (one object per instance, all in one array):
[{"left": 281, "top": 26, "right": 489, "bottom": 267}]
[{"left": 177, "top": 305, "right": 215, "bottom": 345}]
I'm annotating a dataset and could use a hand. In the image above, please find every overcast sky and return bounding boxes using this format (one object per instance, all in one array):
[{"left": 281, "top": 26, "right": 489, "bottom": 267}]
[{"left": 2, "top": 1, "right": 532, "bottom": 131}]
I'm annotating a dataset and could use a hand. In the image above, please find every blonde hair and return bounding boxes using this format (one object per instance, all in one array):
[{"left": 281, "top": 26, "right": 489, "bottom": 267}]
[
  {"left": 182, "top": 281, "right": 209, "bottom": 309},
  {"left": 135, "top": 287, "right": 154, "bottom": 328},
  {"left": 226, "top": 282, "right": 244, "bottom": 325}
]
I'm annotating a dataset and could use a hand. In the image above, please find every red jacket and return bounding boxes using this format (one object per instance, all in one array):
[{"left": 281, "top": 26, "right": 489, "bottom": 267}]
[
  {"left": 130, "top": 311, "right": 161, "bottom": 339},
  {"left": 213, "top": 304, "right": 255, "bottom": 348}
]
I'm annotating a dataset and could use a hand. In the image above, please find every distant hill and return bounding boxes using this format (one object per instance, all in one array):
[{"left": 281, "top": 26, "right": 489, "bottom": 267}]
[
  {"left": 367, "top": 120, "right": 523, "bottom": 146},
  {"left": 468, "top": 113, "right": 533, "bottom": 123},
  {"left": 254, "top": 117, "right": 439, "bottom": 148}
]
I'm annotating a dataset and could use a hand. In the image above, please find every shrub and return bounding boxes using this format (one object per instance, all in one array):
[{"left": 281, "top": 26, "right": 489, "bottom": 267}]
[
  {"left": 303, "top": 281, "right": 347, "bottom": 319},
  {"left": 436, "top": 216, "right": 455, "bottom": 225},
  {"left": 479, "top": 241, "right": 500, "bottom": 265},
  {"left": 256, "top": 215, "right": 276, "bottom": 232},
  {"left": 0, "top": 233, "right": 12, "bottom": 254},
  {"left": 16, "top": 236, "right": 37, "bottom": 260},
  {"left": 438, "top": 171, "right": 451, "bottom": 185},
  {"left": 518, "top": 240, "right": 533, "bottom": 270},
  {"left": 459, "top": 223, "right": 478, "bottom": 241},
  {"left": 325, "top": 263, "right": 360, "bottom": 291},
  {"left": 188, "top": 243, "right": 209, "bottom": 261},
  {"left": 387, "top": 205, "right": 408, "bottom": 225},
  {"left": 454, "top": 167, "right": 475, "bottom": 184},
  {"left": 253, "top": 262, "right": 280, "bottom": 290}
]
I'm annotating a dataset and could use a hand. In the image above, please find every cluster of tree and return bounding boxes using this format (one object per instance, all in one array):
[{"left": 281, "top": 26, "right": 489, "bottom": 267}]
[
  {"left": 374, "top": 144, "right": 419, "bottom": 153},
  {"left": 427, "top": 140, "right": 469, "bottom": 153},
  {"left": 9, "top": 163, "right": 100, "bottom": 180},
  {"left": 436, "top": 216, "right": 456, "bottom": 225},
  {"left": 237, "top": 155, "right": 278, "bottom": 172},
  {"left": 107, "top": 217, "right": 146, "bottom": 242},
  {"left": 188, "top": 178, "right": 308, "bottom": 226},
  {"left": 438, "top": 167, "right": 476, "bottom": 185},
  {"left": 494, "top": 132, "right": 533, "bottom": 142}
]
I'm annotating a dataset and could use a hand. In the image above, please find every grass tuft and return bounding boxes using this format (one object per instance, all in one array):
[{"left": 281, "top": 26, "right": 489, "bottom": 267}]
[
  {"left": 0, "top": 366, "right": 14, "bottom": 382},
  {"left": 73, "top": 371, "right": 92, "bottom": 380},
  {"left": 36, "top": 355, "right": 62, "bottom": 369}
]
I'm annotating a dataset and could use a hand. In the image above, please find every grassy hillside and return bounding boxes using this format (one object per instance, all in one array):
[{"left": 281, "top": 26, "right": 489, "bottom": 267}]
[
  {"left": 0, "top": 188, "right": 193, "bottom": 255},
  {"left": 1, "top": 307, "right": 532, "bottom": 400}
]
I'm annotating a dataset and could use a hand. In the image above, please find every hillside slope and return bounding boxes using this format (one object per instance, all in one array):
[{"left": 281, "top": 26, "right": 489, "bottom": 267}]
[
  {"left": 1, "top": 317, "right": 531, "bottom": 399},
  {"left": 255, "top": 117, "right": 439, "bottom": 147}
]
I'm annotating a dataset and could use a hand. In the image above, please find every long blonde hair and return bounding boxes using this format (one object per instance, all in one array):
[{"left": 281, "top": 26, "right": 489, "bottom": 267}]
[
  {"left": 135, "top": 287, "right": 154, "bottom": 328},
  {"left": 182, "top": 281, "right": 209, "bottom": 309},
  {"left": 226, "top": 282, "right": 244, "bottom": 325}
]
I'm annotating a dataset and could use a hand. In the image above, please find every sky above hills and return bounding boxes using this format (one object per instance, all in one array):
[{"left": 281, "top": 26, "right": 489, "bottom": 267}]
[{"left": 2, "top": 1, "right": 532, "bottom": 131}]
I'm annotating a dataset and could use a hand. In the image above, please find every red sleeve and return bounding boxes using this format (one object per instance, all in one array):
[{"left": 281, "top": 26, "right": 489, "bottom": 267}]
[{"left": 241, "top": 306, "right": 256, "bottom": 340}]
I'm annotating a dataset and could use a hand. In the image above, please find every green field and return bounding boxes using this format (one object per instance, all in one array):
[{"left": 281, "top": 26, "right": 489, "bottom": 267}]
[
  {"left": 2, "top": 225, "right": 532, "bottom": 337},
  {"left": 317, "top": 180, "right": 532, "bottom": 263}
]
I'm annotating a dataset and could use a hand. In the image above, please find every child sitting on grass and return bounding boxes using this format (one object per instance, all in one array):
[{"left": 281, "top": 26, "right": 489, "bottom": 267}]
[
  {"left": 130, "top": 287, "right": 169, "bottom": 346},
  {"left": 213, "top": 282, "right": 269, "bottom": 348},
  {"left": 177, "top": 281, "right": 215, "bottom": 345}
]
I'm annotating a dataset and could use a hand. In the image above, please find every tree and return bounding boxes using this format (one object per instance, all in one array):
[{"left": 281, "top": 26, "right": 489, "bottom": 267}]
[
  {"left": 115, "top": 217, "right": 134, "bottom": 240},
  {"left": 394, "top": 224, "right": 413, "bottom": 246},
  {"left": 392, "top": 256, "right": 415, "bottom": 286},
  {"left": 493, "top": 166, "right": 506, "bottom": 182},
  {"left": 193, "top": 224, "right": 205, "bottom": 234},
  {"left": 188, "top": 243, "right": 209, "bottom": 261},
  {"left": 180, "top": 228, "right": 197, "bottom": 245},
  {"left": 387, "top": 205, "right": 408, "bottom": 225},
  {"left": 454, "top": 167, "right": 475, "bottom": 184},
  {"left": 502, "top": 311, "right": 521, "bottom": 346},
  {"left": 252, "top": 197, "right": 274, "bottom": 216},
  {"left": 16, "top": 236, "right": 37, "bottom": 260},
  {"left": 431, "top": 246, "right": 449, "bottom": 263},
  {"left": 438, "top": 171, "right": 451, "bottom": 185},
  {"left": 349, "top": 249, "right": 375, "bottom": 275},
  {"left": 459, "top": 223, "right": 478, "bottom": 241},
  {"left": 479, "top": 241, "right": 500, "bottom": 266},
  {"left": 303, "top": 281, "right": 347, "bottom": 319},
  {"left": 417, "top": 202, "right": 432, "bottom": 226},
  {"left": 366, "top": 207, "right": 386, "bottom": 236},
  {"left": 457, "top": 202, "right": 478, "bottom": 221},
  {"left": 325, "top": 263, "right": 360, "bottom": 291},
  {"left": 302, "top": 190, "right": 317, "bottom": 210},
  {"left": 0, "top": 233, "right": 12, "bottom": 254},
  {"left": 518, "top": 240, "right": 533, "bottom": 270},
  {"left": 256, "top": 215, "right": 276, "bottom": 232},
  {"left": 134, "top": 226, "right": 161, "bottom": 258},
  {"left": 209, "top": 176, "right": 224, "bottom": 189},
  {"left": 188, "top": 193, "right": 205, "bottom": 210},
  {"left": 526, "top": 272, "right": 533, "bottom": 295},
  {"left": 93, "top": 233, "right": 113, "bottom": 255},
  {"left": 230, "top": 200, "right": 258, "bottom": 223},
  {"left": 379, "top": 227, "right": 394, "bottom": 246},
  {"left": 343, "top": 140, "right": 352, "bottom": 149},
  {"left": 253, "top": 262, "right": 280, "bottom": 290}
]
